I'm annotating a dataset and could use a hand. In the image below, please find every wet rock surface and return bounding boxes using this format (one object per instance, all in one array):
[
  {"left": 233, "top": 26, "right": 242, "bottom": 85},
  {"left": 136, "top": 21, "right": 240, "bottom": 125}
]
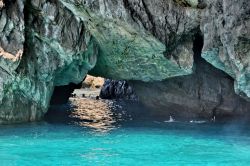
[
  {"left": 0, "top": 0, "right": 98, "bottom": 123},
  {"left": 100, "top": 79, "right": 138, "bottom": 100}
]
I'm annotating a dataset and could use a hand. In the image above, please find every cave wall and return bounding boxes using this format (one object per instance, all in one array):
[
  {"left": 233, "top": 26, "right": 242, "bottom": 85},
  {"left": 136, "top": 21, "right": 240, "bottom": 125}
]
[
  {"left": 201, "top": 0, "right": 250, "bottom": 99},
  {"left": 0, "top": 0, "right": 98, "bottom": 123},
  {"left": 0, "top": 0, "right": 249, "bottom": 123},
  {"left": 100, "top": 79, "right": 137, "bottom": 100},
  {"left": 132, "top": 34, "right": 250, "bottom": 119}
]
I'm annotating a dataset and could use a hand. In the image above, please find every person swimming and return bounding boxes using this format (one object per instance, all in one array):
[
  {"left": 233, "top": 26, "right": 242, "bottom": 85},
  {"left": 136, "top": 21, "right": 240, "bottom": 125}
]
[
  {"left": 190, "top": 120, "right": 207, "bottom": 124},
  {"left": 164, "top": 116, "right": 175, "bottom": 123},
  {"left": 211, "top": 109, "right": 216, "bottom": 122}
]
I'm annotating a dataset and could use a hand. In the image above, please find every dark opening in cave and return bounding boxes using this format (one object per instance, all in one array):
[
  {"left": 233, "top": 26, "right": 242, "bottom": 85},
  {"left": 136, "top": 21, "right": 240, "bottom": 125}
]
[
  {"left": 45, "top": 33, "right": 240, "bottom": 124},
  {"left": 193, "top": 33, "right": 204, "bottom": 63},
  {"left": 45, "top": 75, "right": 105, "bottom": 123},
  {"left": 192, "top": 32, "right": 234, "bottom": 81},
  {"left": 49, "top": 82, "right": 82, "bottom": 105},
  {"left": 45, "top": 75, "right": 139, "bottom": 125},
  {"left": 45, "top": 82, "right": 84, "bottom": 122}
]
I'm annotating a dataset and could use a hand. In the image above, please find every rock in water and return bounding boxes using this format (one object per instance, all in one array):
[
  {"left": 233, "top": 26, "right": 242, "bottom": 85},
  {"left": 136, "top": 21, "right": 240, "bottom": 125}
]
[
  {"left": 82, "top": 75, "right": 104, "bottom": 89},
  {"left": 100, "top": 80, "right": 137, "bottom": 100}
]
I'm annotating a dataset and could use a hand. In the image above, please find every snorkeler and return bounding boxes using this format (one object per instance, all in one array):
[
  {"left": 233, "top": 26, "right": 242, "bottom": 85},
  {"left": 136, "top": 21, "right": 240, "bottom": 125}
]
[
  {"left": 164, "top": 115, "right": 175, "bottom": 123},
  {"left": 211, "top": 109, "right": 216, "bottom": 122}
]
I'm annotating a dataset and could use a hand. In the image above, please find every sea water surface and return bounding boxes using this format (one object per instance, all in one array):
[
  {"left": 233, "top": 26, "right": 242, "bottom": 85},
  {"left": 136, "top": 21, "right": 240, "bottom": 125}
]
[{"left": 1, "top": 98, "right": 250, "bottom": 166}]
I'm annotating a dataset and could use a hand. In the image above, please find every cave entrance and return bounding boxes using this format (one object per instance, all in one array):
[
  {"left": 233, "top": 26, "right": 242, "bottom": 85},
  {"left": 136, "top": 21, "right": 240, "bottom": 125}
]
[
  {"left": 73, "top": 75, "right": 105, "bottom": 99},
  {"left": 49, "top": 75, "right": 105, "bottom": 106},
  {"left": 45, "top": 75, "right": 105, "bottom": 123},
  {"left": 45, "top": 75, "right": 140, "bottom": 132},
  {"left": 49, "top": 82, "right": 82, "bottom": 105},
  {"left": 193, "top": 32, "right": 204, "bottom": 63},
  {"left": 45, "top": 75, "right": 141, "bottom": 132},
  {"left": 192, "top": 32, "right": 233, "bottom": 81}
]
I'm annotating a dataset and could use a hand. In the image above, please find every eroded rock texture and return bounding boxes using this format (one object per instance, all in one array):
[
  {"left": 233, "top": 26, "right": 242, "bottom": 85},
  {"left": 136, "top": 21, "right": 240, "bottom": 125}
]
[
  {"left": 0, "top": 0, "right": 98, "bottom": 123},
  {"left": 132, "top": 35, "right": 250, "bottom": 119},
  {"left": 100, "top": 79, "right": 137, "bottom": 100},
  {"left": 63, "top": 0, "right": 199, "bottom": 80},
  {"left": 201, "top": 0, "right": 250, "bottom": 99},
  {"left": 0, "top": 0, "right": 32, "bottom": 123},
  {"left": 0, "top": 0, "right": 249, "bottom": 123}
]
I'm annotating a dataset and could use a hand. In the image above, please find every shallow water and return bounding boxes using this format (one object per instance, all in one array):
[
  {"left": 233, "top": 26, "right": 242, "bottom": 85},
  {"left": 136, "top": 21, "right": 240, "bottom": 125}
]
[{"left": 1, "top": 99, "right": 250, "bottom": 165}]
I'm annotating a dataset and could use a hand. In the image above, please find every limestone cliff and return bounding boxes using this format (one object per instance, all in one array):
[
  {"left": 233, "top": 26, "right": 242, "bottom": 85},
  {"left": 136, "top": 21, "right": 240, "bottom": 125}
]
[
  {"left": 0, "top": 0, "right": 249, "bottom": 123},
  {"left": 132, "top": 35, "right": 250, "bottom": 119},
  {"left": 201, "top": 0, "right": 250, "bottom": 99}
]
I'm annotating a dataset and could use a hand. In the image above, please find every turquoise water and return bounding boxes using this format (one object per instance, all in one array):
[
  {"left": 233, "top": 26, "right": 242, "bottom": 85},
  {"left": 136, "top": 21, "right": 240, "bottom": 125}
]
[{"left": 1, "top": 102, "right": 250, "bottom": 165}]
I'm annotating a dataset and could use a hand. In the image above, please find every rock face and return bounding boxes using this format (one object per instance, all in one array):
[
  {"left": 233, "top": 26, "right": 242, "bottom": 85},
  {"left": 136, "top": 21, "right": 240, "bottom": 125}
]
[
  {"left": 100, "top": 79, "right": 137, "bottom": 100},
  {"left": 132, "top": 35, "right": 250, "bottom": 119},
  {"left": 82, "top": 75, "right": 104, "bottom": 89},
  {"left": 201, "top": 0, "right": 250, "bottom": 99},
  {"left": 85, "top": 0, "right": 199, "bottom": 80},
  {"left": 0, "top": 0, "right": 249, "bottom": 123},
  {"left": 0, "top": 0, "right": 98, "bottom": 123}
]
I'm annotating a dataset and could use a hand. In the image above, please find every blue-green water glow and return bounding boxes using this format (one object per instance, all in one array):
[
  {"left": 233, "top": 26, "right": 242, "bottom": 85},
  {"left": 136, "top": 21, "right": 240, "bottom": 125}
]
[{"left": 1, "top": 102, "right": 250, "bottom": 165}]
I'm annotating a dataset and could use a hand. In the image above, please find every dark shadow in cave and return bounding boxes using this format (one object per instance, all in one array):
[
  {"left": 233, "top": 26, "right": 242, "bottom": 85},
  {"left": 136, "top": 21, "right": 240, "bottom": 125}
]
[
  {"left": 193, "top": 32, "right": 204, "bottom": 63},
  {"left": 44, "top": 75, "right": 140, "bottom": 127},
  {"left": 129, "top": 31, "right": 248, "bottom": 121},
  {"left": 192, "top": 32, "right": 234, "bottom": 81},
  {"left": 185, "top": 32, "right": 241, "bottom": 119},
  {"left": 45, "top": 32, "right": 244, "bottom": 124},
  {"left": 45, "top": 82, "right": 83, "bottom": 123},
  {"left": 49, "top": 82, "right": 82, "bottom": 105}
]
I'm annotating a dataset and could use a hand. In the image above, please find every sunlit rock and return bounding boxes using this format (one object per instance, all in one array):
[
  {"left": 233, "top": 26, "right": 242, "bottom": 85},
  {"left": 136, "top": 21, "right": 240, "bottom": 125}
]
[{"left": 82, "top": 75, "right": 104, "bottom": 89}]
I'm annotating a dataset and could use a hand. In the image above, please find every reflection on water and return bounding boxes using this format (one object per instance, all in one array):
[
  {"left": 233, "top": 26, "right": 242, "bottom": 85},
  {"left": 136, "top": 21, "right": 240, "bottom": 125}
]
[
  {"left": 46, "top": 86, "right": 137, "bottom": 133},
  {"left": 5, "top": 91, "right": 250, "bottom": 165},
  {"left": 69, "top": 98, "right": 120, "bottom": 132},
  {"left": 47, "top": 88, "right": 250, "bottom": 135},
  {"left": 47, "top": 95, "right": 213, "bottom": 134}
]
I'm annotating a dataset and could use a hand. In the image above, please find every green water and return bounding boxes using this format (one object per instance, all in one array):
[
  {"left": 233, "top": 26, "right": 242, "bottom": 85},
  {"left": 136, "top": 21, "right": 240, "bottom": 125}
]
[{"left": 1, "top": 102, "right": 250, "bottom": 165}]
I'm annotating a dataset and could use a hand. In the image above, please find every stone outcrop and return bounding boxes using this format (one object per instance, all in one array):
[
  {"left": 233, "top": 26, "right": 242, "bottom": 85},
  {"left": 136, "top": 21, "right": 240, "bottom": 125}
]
[
  {"left": 85, "top": 0, "right": 199, "bottom": 80},
  {"left": 0, "top": 0, "right": 98, "bottom": 123},
  {"left": 201, "top": 0, "right": 250, "bottom": 99},
  {"left": 82, "top": 75, "right": 104, "bottom": 89},
  {"left": 132, "top": 35, "right": 250, "bottom": 119},
  {"left": 100, "top": 79, "right": 137, "bottom": 100},
  {"left": 0, "top": 0, "right": 249, "bottom": 123}
]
